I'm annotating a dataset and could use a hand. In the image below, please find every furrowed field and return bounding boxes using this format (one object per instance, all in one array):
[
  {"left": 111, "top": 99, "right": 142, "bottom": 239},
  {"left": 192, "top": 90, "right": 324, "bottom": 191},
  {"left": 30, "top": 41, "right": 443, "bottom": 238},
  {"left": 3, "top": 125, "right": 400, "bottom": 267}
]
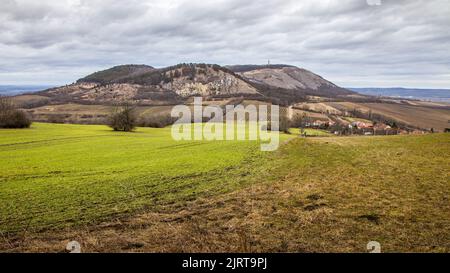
[{"left": 0, "top": 123, "right": 449, "bottom": 252}]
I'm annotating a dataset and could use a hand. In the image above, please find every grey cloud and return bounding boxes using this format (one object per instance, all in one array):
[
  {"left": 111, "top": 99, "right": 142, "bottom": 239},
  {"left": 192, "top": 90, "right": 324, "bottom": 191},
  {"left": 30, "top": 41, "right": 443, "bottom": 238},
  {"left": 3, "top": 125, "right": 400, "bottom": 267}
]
[{"left": 0, "top": 0, "right": 449, "bottom": 88}]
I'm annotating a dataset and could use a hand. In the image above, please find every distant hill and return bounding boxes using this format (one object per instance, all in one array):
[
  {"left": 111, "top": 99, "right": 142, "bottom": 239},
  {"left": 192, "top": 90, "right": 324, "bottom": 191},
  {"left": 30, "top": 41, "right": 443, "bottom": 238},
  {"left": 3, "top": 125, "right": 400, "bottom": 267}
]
[
  {"left": 10, "top": 63, "right": 357, "bottom": 107},
  {"left": 0, "top": 85, "right": 55, "bottom": 96},
  {"left": 38, "top": 63, "right": 261, "bottom": 105},
  {"left": 349, "top": 87, "right": 450, "bottom": 102},
  {"left": 228, "top": 64, "right": 354, "bottom": 98}
]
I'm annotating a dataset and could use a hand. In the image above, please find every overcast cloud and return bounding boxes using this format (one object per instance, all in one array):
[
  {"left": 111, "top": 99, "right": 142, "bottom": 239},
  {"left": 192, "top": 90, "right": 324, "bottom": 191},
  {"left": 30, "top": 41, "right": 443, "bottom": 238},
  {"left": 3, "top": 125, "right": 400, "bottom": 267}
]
[{"left": 0, "top": 0, "right": 449, "bottom": 88}]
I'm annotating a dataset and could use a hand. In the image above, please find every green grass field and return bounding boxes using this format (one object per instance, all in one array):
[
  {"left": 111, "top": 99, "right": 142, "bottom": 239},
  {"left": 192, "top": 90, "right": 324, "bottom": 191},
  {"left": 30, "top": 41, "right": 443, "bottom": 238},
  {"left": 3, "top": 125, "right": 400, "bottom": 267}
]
[
  {"left": 0, "top": 123, "right": 290, "bottom": 233},
  {"left": 1, "top": 123, "right": 449, "bottom": 252}
]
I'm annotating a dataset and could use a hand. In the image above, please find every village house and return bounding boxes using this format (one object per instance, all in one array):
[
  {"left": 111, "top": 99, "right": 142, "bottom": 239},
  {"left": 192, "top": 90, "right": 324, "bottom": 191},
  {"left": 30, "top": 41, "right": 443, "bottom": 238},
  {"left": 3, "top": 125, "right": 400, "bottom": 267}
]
[
  {"left": 351, "top": 121, "right": 373, "bottom": 129},
  {"left": 304, "top": 119, "right": 333, "bottom": 129},
  {"left": 373, "top": 123, "right": 391, "bottom": 130}
]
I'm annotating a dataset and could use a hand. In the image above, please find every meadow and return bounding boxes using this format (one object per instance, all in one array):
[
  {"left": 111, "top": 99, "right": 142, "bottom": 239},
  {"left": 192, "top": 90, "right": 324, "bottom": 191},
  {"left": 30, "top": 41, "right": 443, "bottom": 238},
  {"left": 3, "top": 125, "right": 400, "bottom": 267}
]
[
  {"left": 0, "top": 123, "right": 291, "bottom": 233},
  {"left": 0, "top": 123, "right": 449, "bottom": 252}
]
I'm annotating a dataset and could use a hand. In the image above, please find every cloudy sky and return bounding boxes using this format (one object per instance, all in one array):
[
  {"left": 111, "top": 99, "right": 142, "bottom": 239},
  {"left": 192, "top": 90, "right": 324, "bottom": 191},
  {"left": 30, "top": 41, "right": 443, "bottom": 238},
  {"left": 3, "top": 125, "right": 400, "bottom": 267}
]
[{"left": 0, "top": 0, "right": 449, "bottom": 88}]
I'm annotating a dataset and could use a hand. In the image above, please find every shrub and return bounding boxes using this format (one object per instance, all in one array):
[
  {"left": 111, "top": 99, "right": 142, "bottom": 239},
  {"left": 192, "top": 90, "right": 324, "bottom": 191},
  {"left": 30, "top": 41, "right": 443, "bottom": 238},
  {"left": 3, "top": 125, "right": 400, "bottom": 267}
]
[
  {"left": 108, "top": 102, "right": 136, "bottom": 132},
  {"left": 0, "top": 96, "right": 32, "bottom": 128}
]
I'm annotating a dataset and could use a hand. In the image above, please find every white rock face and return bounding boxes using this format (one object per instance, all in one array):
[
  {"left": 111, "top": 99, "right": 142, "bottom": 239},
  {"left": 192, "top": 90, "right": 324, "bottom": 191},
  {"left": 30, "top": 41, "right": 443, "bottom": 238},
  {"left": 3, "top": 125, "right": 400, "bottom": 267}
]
[
  {"left": 47, "top": 83, "right": 140, "bottom": 102},
  {"left": 161, "top": 66, "right": 259, "bottom": 97}
]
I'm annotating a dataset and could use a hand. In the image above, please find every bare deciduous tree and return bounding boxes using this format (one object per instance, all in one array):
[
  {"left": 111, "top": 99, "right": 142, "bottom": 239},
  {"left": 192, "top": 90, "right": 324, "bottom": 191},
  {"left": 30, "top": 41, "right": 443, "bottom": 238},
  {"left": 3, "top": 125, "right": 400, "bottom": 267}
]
[{"left": 108, "top": 102, "right": 137, "bottom": 132}]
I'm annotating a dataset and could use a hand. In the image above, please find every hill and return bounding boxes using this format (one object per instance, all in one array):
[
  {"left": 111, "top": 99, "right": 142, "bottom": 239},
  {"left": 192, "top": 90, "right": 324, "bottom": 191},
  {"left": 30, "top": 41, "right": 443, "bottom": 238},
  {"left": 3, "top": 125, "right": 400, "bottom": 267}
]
[
  {"left": 14, "top": 63, "right": 355, "bottom": 107},
  {"left": 33, "top": 64, "right": 263, "bottom": 106},
  {"left": 228, "top": 64, "right": 355, "bottom": 98}
]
